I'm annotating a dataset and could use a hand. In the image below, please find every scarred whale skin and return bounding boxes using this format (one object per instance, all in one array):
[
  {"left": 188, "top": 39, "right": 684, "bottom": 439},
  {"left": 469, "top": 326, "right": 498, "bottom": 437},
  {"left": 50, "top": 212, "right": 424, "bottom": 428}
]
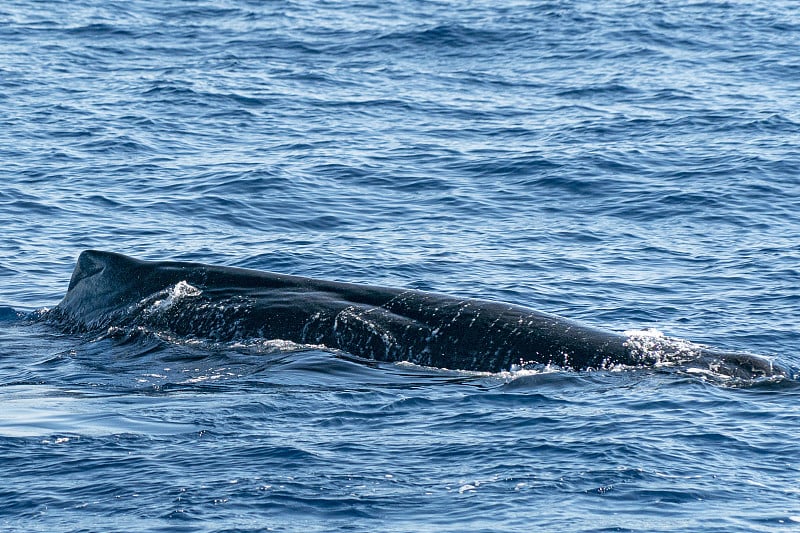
[{"left": 50, "top": 250, "right": 789, "bottom": 378}]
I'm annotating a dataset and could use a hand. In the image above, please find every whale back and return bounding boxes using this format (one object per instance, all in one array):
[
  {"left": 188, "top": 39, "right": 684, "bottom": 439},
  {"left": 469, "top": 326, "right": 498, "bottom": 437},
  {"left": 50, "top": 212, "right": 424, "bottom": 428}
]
[
  {"left": 49, "top": 250, "right": 792, "bottom": 378},
  {"left": 52, "top": 250, "right": 633, "bottom": 371}
]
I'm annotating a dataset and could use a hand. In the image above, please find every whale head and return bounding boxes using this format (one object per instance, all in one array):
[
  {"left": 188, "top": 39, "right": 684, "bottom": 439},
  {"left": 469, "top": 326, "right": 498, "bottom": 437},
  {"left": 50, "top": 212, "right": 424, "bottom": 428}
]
[{"left": 57, "top": 250, "right": 194, "bottom": 329}]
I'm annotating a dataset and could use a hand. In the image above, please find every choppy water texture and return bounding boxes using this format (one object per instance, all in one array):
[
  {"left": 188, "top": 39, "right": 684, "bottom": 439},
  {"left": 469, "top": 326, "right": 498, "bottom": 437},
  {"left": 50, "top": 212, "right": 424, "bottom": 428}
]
[{"left": 2, "top": 1, "right": 800, "bottom": 531}]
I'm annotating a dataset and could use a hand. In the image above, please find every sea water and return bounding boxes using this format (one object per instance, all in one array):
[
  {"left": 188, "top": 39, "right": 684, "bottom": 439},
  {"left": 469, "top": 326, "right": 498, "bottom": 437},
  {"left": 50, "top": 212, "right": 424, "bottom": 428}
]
[{"left": 1, "top": 1, "right": 799, "bottom": 531}]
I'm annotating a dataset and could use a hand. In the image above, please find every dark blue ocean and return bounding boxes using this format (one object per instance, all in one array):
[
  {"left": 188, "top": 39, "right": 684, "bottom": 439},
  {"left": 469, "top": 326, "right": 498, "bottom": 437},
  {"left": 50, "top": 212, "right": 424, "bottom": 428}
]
[{"left": 2, "top": 1, "right": 800, "bottom": 531}]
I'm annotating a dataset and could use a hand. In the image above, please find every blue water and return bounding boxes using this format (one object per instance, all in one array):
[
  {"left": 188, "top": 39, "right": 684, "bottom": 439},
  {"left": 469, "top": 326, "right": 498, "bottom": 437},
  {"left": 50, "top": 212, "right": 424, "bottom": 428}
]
[{"left": 2, "top": 1, "right": 800, "bottom": 531}]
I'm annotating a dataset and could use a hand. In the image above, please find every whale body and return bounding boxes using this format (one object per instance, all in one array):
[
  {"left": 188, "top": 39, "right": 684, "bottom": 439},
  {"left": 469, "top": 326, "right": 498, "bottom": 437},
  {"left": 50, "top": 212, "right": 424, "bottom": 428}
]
[{"left": 48, "top": 250, "right": 789, "bottom": 379}]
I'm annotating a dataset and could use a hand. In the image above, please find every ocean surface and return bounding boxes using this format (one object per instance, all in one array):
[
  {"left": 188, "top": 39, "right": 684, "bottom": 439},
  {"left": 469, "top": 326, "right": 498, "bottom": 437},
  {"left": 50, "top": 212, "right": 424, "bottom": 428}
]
[{"left": 2, "top": 0, "right": 800, "bottom": 531}]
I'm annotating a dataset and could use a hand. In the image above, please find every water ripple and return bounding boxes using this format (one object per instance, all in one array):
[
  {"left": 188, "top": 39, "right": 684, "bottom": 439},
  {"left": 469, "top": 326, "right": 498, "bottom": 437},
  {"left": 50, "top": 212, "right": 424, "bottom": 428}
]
[{"left": 2, "top": 0, "right": 800, "bottom": 530}]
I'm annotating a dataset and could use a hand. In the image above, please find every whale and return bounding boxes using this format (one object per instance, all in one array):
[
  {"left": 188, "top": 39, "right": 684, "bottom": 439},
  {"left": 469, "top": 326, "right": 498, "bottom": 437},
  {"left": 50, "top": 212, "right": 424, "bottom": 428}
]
[{"left": 47, "top": 250, "right": 790, "bottom": 379}]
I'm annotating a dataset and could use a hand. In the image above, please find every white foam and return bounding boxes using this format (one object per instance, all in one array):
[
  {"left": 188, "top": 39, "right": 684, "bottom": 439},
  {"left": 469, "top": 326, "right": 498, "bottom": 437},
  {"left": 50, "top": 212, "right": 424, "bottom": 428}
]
[{"left": 144, "top": 281, "right": 202, "bottom": 315}]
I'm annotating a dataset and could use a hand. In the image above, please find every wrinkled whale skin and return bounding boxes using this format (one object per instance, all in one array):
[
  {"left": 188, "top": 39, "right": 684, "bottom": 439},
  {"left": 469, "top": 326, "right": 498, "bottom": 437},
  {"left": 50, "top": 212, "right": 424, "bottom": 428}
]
[{"left": 51, "top": 250, "right": 788, "bottom": 378}]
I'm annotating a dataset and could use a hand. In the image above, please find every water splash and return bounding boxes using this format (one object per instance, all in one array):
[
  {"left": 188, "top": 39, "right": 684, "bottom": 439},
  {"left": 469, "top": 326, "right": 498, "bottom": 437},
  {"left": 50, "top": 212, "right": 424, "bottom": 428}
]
[{"left": 141, "top": 281, "right": 202, "bottom": 316}]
